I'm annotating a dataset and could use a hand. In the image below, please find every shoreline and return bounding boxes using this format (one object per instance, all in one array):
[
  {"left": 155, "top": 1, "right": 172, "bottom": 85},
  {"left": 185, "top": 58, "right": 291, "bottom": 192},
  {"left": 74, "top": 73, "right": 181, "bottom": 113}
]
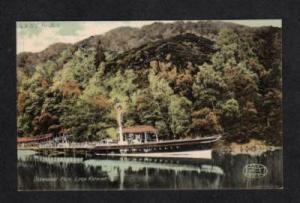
[{"left": 214, "top": 139, "right": 282, "bottom": 156}]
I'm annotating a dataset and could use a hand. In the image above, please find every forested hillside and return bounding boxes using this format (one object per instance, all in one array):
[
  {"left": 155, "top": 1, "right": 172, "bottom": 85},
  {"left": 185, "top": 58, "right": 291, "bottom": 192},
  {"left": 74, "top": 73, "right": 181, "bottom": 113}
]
[{"left": 17, "top": 21, "right": 282, "bottom": 145}]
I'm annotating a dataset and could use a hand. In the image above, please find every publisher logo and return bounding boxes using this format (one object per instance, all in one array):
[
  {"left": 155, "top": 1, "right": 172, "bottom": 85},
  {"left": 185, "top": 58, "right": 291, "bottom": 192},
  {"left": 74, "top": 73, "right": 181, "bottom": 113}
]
[{"left": 243, "top": 163, "right": 268, "bottom": 179}]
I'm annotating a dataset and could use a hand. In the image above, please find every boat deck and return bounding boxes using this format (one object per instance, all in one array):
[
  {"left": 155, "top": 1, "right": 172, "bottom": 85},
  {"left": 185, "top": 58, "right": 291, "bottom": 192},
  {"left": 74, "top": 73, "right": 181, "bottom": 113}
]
[{"left": 18, "top": 135, "right": 221, "bottom": 151}]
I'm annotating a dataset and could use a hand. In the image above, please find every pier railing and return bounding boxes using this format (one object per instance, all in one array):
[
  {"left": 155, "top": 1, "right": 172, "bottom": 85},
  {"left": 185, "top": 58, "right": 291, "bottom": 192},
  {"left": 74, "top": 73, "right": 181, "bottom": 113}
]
[{"left": 18, "top": 142, "right": 98, "bottom": 150}]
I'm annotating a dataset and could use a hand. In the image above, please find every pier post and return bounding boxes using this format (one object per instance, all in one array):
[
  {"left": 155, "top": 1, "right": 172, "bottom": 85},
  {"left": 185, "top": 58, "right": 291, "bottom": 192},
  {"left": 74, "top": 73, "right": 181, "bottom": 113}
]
[{"left": 119, "top": 168, "right": 124, "bottom": 190}]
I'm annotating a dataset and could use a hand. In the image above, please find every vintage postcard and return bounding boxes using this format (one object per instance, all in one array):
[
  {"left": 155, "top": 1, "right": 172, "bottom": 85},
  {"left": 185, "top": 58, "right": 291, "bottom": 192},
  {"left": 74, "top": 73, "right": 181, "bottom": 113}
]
[{"left": 17, "top": 20, "right": 282, "bottom": 190}]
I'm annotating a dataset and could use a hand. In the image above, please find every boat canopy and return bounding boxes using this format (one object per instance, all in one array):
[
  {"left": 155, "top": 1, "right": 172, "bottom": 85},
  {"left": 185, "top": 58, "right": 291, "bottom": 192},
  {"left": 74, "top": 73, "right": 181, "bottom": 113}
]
[{"left": 122, "top": 125, "right": 157, "bottom": 134}]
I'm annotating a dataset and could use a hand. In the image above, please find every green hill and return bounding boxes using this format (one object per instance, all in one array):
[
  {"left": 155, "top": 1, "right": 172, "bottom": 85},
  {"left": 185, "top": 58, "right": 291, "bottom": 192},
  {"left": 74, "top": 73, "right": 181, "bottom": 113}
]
[{"left": 17, "top": 21, "right": 282, "bottom": 145}]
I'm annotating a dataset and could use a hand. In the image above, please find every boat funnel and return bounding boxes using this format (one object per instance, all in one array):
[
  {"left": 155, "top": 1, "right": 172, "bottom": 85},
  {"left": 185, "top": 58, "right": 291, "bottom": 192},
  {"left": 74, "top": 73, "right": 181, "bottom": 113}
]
[{"left": 115, "top": 103, "right": 124, "bottom": 144}]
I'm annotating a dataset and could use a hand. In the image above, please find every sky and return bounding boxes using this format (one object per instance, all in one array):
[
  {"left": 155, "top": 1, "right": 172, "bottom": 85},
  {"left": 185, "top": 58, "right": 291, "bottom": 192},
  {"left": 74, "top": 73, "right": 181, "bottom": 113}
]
[{"left": 17, "top": 20, "right": 281, "bottom": 53}]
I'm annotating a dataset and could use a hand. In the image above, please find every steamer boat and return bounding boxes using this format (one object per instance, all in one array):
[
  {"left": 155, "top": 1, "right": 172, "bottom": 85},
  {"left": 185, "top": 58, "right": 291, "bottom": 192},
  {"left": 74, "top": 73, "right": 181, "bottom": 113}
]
[{"left": 17, "top": 103, "right": 222, "bottom": 159}]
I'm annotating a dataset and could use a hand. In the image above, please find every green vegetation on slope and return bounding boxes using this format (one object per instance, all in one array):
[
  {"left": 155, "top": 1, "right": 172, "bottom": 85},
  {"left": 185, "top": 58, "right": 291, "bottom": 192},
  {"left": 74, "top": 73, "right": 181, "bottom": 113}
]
[{"left": 17, "top": 24, "right": 282, "bottom": 145}]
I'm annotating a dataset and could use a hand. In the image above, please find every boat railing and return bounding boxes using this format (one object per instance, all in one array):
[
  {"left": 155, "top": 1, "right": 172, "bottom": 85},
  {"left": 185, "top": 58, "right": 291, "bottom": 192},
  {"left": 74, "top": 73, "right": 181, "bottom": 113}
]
[
  {"left": 38, "top": 142, "right": 97, "bottom": 149},
  {"left": 156, "top": 134, "right": 221, "bottom": 143},
  {"left": 23, "top": 134, "right": 222, "bottom": 149}
]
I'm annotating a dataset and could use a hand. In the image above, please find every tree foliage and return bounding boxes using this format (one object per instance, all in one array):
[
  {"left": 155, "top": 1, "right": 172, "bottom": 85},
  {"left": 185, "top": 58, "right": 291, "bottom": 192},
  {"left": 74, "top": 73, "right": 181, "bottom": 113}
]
[{"left": 17, "top": 26, "right": 282, "bottom": 145}]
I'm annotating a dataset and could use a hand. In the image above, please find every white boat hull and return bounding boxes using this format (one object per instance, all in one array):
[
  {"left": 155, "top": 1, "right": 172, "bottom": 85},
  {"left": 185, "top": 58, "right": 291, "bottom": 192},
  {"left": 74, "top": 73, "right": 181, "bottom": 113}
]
[{"left": 95, "top": 149, "right": 212, "bottom": 159}]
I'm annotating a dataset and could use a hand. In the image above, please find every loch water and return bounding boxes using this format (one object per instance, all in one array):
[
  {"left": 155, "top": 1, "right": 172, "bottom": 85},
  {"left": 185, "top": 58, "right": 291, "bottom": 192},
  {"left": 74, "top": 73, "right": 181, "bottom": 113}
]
[{"left": 17, "top": 149, "right": 282, "bottom": 190}]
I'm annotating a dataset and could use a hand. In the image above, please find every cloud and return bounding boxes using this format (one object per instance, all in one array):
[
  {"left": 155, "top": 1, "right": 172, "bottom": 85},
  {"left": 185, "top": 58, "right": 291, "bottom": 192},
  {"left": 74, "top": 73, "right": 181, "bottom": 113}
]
[
  {"left": 17, "top": 26, "right": 81, "bottom": 53},
  {"left": 223, "top": 19, "right": 281, "bottom": 28},
  {"left": 57, "top": 22, "right": 84, "bottom": 36}
]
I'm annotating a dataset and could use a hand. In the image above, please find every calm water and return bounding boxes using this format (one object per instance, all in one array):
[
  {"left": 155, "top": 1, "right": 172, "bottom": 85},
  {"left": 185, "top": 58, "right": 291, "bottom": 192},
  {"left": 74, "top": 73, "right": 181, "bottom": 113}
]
[{"left": 17, "top": 149, "right": 282, "bottom": 190}]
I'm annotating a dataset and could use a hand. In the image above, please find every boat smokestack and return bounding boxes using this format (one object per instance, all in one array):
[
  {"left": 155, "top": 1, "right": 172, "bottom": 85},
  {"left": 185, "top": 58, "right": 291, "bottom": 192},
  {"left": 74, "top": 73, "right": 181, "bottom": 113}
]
[{"left": 115, "top": 103, "right": 124, "bottom": 144}]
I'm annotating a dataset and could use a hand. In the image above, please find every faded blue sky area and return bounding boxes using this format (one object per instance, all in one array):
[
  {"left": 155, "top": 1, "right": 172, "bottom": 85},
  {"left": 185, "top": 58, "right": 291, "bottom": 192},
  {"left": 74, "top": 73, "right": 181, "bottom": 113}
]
[{"left": 17, "top": 20, "right": 281, "bottom": 53}]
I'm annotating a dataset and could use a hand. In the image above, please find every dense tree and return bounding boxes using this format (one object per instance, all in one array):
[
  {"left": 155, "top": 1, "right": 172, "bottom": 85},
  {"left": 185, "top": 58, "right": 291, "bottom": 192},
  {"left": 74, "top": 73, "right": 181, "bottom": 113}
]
[
  {"left": 191, "top": 107, "right": 223, "bottom": 136},
  {"left": 192, "top": 63, "right": 228, "bottom": 109},
  {"left": 169, "top": 95, "right": 191, "bottom": 138},
  {"left": 52, "top": 47, "right": 98, "bottom": 90},
  {"left": 17, "top": 24, "right": 282, "bottom": 145}
]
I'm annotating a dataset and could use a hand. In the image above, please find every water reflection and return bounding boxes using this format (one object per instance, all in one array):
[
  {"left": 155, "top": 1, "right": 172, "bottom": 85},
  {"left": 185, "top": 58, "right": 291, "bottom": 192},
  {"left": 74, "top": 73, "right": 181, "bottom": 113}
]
[{"left": 17, "top": 149, "right": 282, "bottom": 190}]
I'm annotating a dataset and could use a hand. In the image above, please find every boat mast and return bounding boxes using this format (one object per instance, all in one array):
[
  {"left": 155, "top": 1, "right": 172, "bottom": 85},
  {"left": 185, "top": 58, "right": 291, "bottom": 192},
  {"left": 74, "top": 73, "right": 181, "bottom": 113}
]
[{"left": 115, "top": 103, "right": 124, "bottom": 144}]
